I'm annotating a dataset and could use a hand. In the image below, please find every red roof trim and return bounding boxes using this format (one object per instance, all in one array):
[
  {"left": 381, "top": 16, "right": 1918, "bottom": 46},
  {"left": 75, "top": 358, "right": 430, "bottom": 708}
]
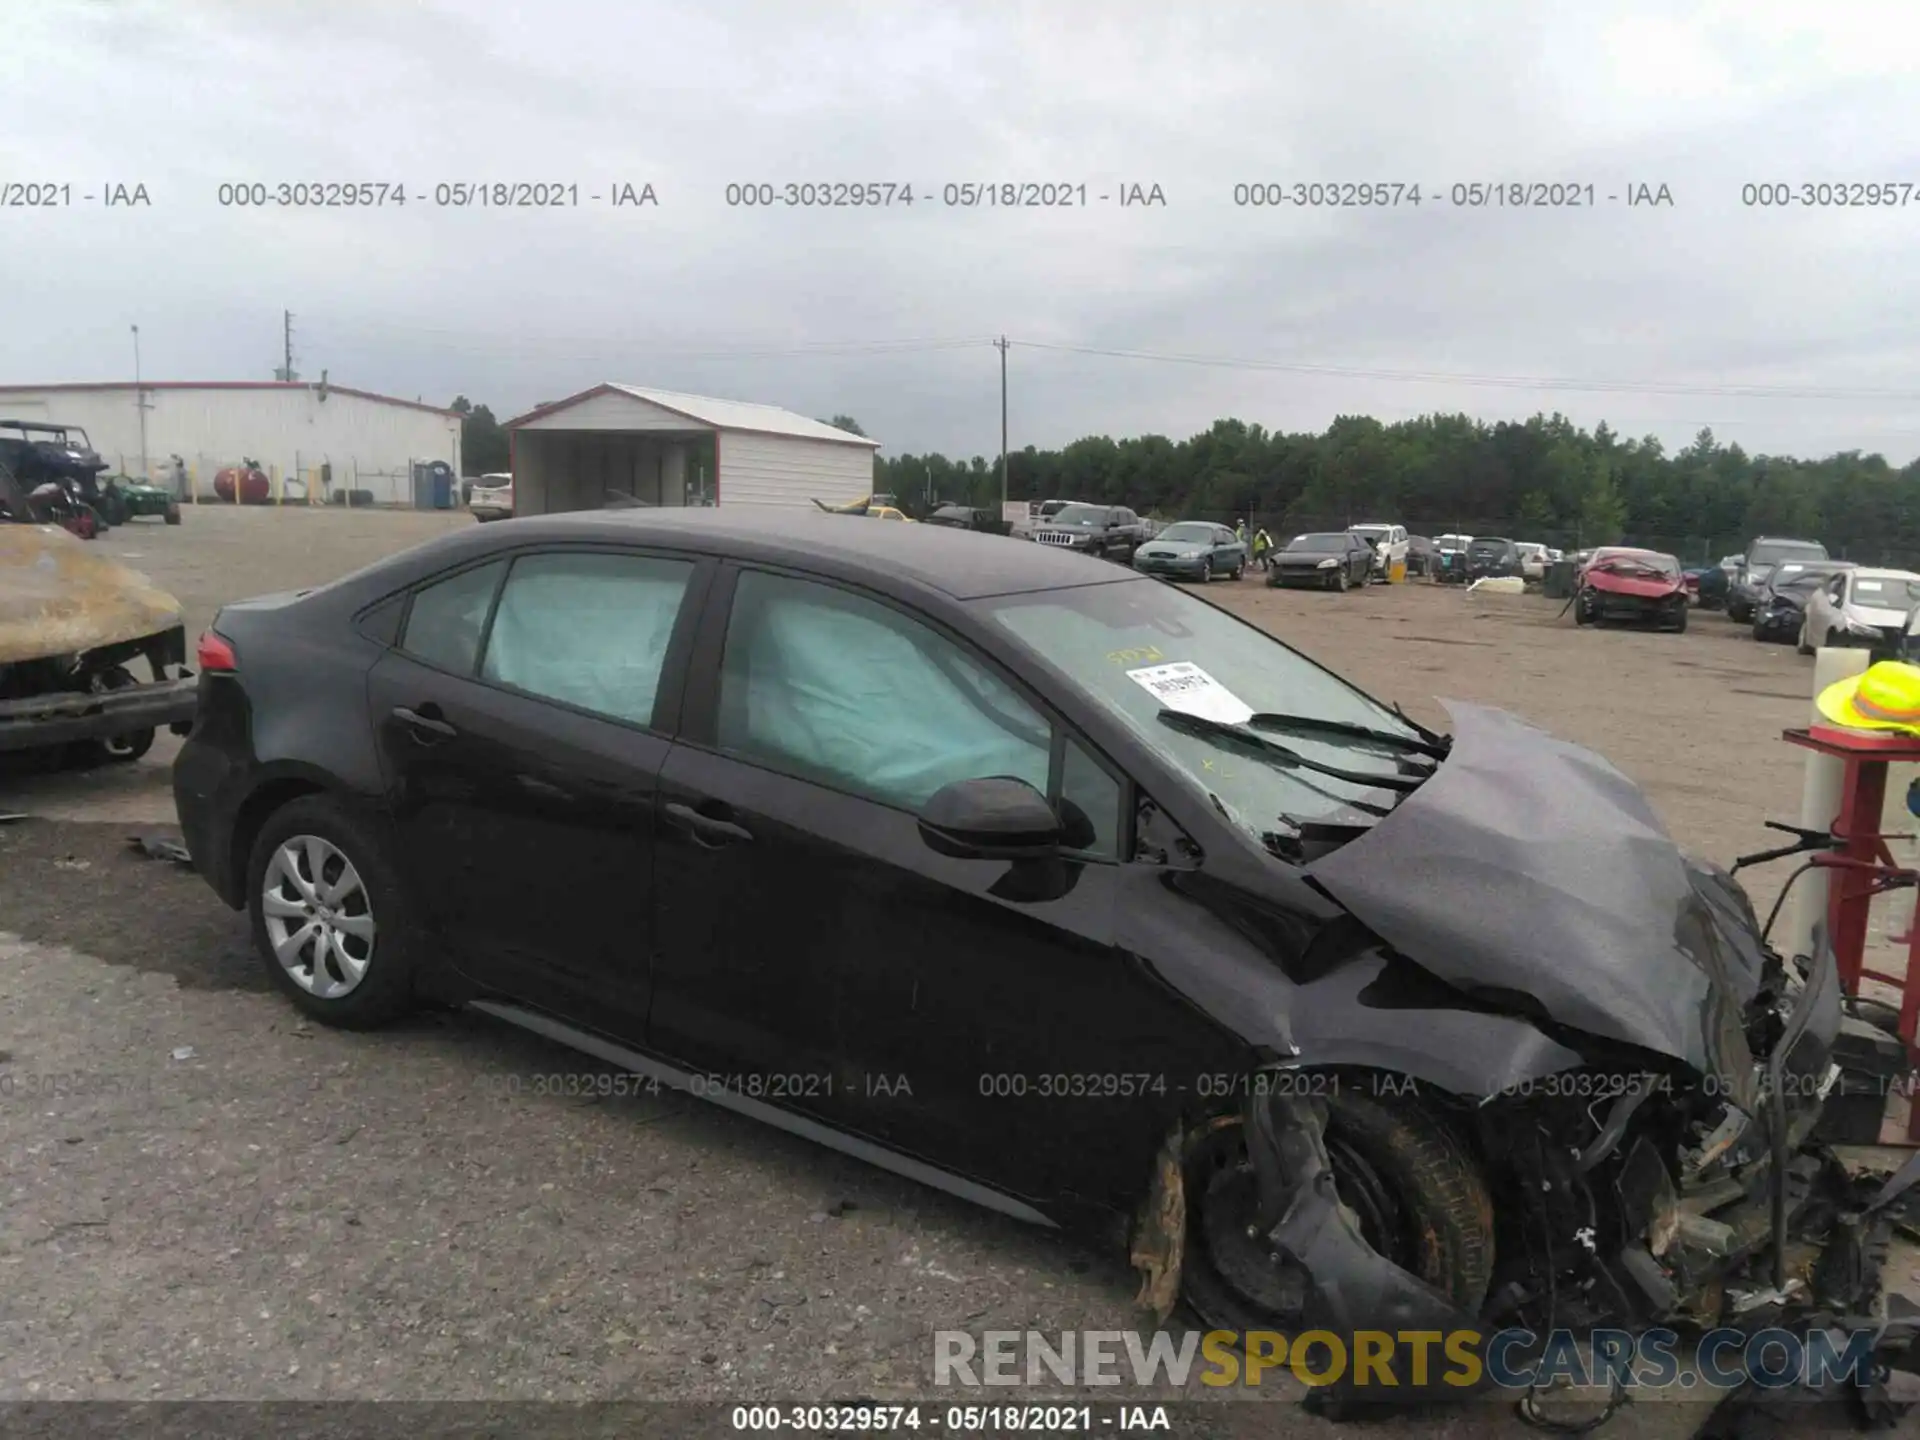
[
  {"left": 505, "top": 384, "right": 880, "bottom": 446},
  {"left": 0, "top": 381, "right": 461, "bottom": 417},
  {"left": 503, "top": 383, "right": 627, "bottom": 429}
]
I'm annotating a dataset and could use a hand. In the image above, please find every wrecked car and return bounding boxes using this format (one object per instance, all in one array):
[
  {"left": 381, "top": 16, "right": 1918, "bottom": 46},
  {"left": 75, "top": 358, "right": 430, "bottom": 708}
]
[
  {"left": 1, "top": 463, "right": 198, "bottom": 763},
  {"left": 1571, "top": 547, "right": 1691, "bottom": 631},
  {"left": 171, "top": 509, "right": 1918, "bottom": 1406}
]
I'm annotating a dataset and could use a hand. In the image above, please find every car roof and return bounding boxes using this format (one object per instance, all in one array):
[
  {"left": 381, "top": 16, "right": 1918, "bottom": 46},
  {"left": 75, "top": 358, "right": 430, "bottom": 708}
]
[
  {"left": 1849, "top": 567, "right": 1920, "bottom": 582},
  {"left": 444, "top": 507, "right": 1140, "bottom": 601}
]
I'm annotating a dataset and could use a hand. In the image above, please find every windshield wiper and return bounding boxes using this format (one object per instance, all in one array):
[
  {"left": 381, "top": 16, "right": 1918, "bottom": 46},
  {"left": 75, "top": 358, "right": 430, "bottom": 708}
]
[
  {"left": 1155, "top": 709, "right": 1426, "bottom": 792},
  {"left": 1240, "top": 711, "right": 1449, "bottom": 761}
]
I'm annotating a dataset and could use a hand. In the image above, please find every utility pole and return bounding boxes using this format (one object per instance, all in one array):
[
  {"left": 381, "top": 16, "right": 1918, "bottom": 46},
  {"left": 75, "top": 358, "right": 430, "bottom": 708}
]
[
  {"left": 131, "top": 325, "right": 150, "bottom": 480},
  {"left": 995, "top": 335, "right": 1009, "bottom": 515},
  {"left": 278, "top": 310, "right": 298, "bottom": 382}
]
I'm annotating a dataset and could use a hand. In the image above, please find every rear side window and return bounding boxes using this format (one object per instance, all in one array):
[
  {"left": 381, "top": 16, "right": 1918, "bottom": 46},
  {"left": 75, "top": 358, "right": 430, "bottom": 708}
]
[
  {"left": 400, "top": 560, "right": 506, "bottom": 674},
  {"left": 479, "top": 551, "right": 695, "bottom": 728}
]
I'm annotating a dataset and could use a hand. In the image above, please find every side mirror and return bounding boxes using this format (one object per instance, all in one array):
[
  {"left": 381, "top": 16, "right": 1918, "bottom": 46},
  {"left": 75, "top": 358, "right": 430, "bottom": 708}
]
[{"left": 918, "top": 776, "right": 1064, "bottom": 860}]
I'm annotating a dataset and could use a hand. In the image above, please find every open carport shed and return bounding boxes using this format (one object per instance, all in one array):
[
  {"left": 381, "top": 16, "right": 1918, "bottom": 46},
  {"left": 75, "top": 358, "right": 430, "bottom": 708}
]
[{"left": 505, "top": 384, "right": 880, "bottom": 515}]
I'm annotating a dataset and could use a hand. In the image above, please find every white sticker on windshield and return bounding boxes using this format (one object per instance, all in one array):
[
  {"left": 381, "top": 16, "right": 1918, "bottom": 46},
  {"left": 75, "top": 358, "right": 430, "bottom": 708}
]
[{"left": 1125, "top": 661, "right": 1255, "bottom": 725}]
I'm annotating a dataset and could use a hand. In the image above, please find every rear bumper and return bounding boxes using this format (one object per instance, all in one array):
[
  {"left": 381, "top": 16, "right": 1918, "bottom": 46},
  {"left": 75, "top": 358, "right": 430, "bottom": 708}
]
[{"left": 0, "top": 675, "right": 198, "bottom": 752}]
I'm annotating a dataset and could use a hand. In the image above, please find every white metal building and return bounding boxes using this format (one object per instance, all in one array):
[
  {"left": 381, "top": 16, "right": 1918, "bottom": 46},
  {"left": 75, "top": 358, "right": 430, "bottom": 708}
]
[
  {"left": 0, "top": 381, "right": 462, "bottom": 502},
  {"left": 506, "top": 384, "right": 880, "bottom": 515}
]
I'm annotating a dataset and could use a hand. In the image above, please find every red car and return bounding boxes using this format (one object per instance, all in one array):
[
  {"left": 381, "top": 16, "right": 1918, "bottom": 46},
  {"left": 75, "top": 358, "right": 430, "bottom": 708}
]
[{"left": 1572, "top": 547, "right": 1689, "bottom": 631}]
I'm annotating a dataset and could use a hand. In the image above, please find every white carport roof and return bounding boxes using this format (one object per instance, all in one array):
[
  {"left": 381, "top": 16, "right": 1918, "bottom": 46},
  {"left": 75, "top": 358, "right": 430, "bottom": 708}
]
[{"left": 506, "top": 384, "right": 881, "bottom": 446}]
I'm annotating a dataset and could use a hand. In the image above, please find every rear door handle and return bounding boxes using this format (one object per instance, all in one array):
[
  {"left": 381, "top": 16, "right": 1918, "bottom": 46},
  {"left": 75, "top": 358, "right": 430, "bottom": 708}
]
[
  {"left": 392, "top": 705, "right": 457, "bottom": 740},
  {"left": 663, "top": 801, "right": 753, "bottom": 847}
]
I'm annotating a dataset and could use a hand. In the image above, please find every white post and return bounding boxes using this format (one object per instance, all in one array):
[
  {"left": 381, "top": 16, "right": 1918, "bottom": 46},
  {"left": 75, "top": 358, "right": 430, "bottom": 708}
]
[{"left": 1783, "top": 647, "right": 1873, "bottom": 962}]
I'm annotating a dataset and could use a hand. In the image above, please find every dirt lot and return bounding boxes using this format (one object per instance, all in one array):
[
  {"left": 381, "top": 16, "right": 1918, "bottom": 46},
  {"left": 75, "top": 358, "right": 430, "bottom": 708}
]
[{"left": 0, "top": 506, "right": 1911, "bottom": 1434}]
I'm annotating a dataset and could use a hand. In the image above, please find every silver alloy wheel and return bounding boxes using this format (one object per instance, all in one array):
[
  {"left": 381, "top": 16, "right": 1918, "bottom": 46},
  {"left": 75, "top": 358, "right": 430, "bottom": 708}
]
[{"left": 261, "top": 834, "right": 377, "bottom": 999}]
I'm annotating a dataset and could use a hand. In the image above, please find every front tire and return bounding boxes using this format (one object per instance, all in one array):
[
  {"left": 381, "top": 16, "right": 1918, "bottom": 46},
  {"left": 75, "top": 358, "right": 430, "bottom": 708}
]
[
  {"left": 1333, "top": 569, "right": 1348, "bottom": 593},
  {"left": 66, "top": 666, "right": 155, "bottom": 766},
  {"left": 1797, "top": 618, "right": 1814, "bottom": 656},
  {"left": 247, "top": 794, "right": 420, "bottom": 1029},
  {"left": 1180, "top": 1089, "right": 1494, "bottom": 1338},
  {"left": 1199, "top": 558, "right": 1213, "bottom": 584}
]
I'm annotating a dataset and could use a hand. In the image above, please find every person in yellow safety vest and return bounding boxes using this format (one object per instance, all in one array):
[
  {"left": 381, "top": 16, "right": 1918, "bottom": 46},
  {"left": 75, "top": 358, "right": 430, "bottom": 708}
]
[
  {"left": 1234, "top": 518, "right": 1248, "bottom": 545},
  {"left": 1252, "top": 525, "right": 1273, "bottom": 570}
]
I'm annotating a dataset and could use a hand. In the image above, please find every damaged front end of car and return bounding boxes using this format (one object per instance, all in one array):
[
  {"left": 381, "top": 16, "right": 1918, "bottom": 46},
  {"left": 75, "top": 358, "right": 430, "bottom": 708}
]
[
  {"left": 1131, "top": 703, "right": 1920, "bottom": 1414},
  {"left": 0, "top": 513, "right": 198, "bottom": 760}
]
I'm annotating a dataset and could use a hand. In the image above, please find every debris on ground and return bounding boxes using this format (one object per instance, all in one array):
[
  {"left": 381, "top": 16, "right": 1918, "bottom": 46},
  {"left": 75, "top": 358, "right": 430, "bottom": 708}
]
[
  {"left": 169, "top": 1046, "right": 196, "bottom": 1062},
  {"left": 127, "top": 834, "right": 192, "bottom": 865},
  {"left": 52, "top": 855, "right": 90, "bottom": 872}
]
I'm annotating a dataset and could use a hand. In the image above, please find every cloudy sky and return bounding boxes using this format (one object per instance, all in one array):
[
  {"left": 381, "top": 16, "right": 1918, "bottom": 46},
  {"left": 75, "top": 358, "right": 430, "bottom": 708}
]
[{"left": 8, "top": 0, "right": 1920, "bottom": 460}]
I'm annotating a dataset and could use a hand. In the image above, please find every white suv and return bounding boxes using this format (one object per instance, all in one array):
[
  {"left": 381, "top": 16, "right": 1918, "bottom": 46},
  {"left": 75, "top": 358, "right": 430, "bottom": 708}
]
[
  {"left": 468, "top": 472, "right": 513, "bottom": 522},
  {"left": 1348, "top": 523, "right": 1408, "bottom": 580}
]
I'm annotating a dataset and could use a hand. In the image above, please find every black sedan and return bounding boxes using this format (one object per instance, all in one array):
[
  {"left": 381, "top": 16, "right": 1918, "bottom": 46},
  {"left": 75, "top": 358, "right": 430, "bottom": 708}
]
[
  {"left": 1268, "top": 531, "right": 1373, "bottom": 590},
  {"left": 1751, "top": 561, "right": 1851, "bottom": 644},
  {"left": 170, "top": 508, "right": 1903, "bottom": 1387}
]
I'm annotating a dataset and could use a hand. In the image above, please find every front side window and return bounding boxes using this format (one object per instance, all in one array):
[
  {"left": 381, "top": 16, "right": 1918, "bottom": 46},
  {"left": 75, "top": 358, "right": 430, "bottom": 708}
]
[
  {"left": 715, "top": 570, "right": 1123, "bottom": 856},
  {"left": 479, "top": 551, "right": 694, "bottom": 727},
  {"left": 401, "top": 560, "right": 506, "bottom": 675},
  {"left": 979, "top": 577, "right": 1422, "bottom": 839}
]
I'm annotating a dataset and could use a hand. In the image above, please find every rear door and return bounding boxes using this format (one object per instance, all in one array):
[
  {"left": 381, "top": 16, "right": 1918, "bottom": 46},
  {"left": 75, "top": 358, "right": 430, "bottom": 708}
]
[{"left": 366, "top": 544, "right": 709, "bottom": 1039}]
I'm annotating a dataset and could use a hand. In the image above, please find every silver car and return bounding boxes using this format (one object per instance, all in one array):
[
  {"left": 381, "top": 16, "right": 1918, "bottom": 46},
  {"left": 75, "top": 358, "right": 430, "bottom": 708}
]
[{"left": 1798, "top": 566, "right": 1920, "bottom": 654}]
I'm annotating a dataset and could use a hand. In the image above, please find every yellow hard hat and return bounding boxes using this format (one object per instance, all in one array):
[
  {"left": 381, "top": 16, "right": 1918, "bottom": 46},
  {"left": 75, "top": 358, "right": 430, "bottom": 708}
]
[{"left": 1816, "top": 659, "right": 1920, "bottom": 733}]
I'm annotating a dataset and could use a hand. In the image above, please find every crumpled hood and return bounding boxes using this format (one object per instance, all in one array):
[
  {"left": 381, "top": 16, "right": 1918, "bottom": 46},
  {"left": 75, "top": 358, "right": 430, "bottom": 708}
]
[
  {"left": 1305, "top": 702, "right": 1762, "bottom": 1080},
  {"left": 0, "top": 522, "right": 184, "bottom": 663},
  {"left": 1589, "top": 568, "right": 1684, "bottom": 599}
]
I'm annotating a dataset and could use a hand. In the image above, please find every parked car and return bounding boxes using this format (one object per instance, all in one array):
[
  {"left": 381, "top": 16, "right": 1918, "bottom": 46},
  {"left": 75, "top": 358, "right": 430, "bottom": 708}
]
[
  {"left": 1750, "top": 561, "right": 1853, "bottom": 645},
  {"left": 1571, "top": 548, "right": 1690, "bottom": 632},
  {"left": 1432, "top": 533, "right": 1474, "bottom": 584},
  {"left": 922, "top": 505, "right": 1009, "bottom": 535},
  {"left": 1029, "top": 502, "right": 1147, "bottom": 562},
  {"left": 168, "top": 507, "right": 1914, "bottom": 1378},
  {"left": 1269, "top": 531, "right": 1375, "bottom": 590},
  {"left": 1797, "top": 566, "right": 1920, "bottom": 655},
  {"left": 1130, "top": 520, "right": 1246, "bottom": 583},
  {"left": 1727, "top": 536, "right": 1829, "bottom": 622},
  {"left": 468, "top": 473, "right": 514, "bottom": 523},
  {"left": 1514, "top": 542, "right": 1550, "bottom": 581},
  {"left": 1346, "top": 523, "right": 1407, "bottom": 581},
  {"left": 0, "top": 463, "right": 199, "bottom": 763},
  {"left": 1405, "top": 534, "right": 1436, "bottom": 577},
  {"left": 1463, "top": 536, "right": 1522, "bottom": 581}
]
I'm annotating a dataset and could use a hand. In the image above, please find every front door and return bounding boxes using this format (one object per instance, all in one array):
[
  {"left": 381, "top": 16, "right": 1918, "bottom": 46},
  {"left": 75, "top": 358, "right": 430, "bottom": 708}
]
[
  {"left": 650, "top": 566, "right": 1205, "bottom": 1205},
  {"left": 368, "top": 546, "right": 706, "bottom": 1039}
]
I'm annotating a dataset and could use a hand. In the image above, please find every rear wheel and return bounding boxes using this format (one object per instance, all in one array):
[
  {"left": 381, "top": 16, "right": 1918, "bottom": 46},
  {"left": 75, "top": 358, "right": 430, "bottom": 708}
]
[
  {"left": 1230, "top": 557, "right": 1245, "bottom": 580},
  {"left": 1180, "top": 1090, "right": 1494, "bottom": 1337},
  {"left": 247, "top": 794, "right": 420, "bottom": 1029}
]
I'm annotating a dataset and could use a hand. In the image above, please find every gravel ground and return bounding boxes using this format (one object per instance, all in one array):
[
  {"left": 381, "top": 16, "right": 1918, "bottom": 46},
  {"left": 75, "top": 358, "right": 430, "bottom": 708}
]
[{"left": 0, "top": 508, "right": 1912, "bottom": 1436}]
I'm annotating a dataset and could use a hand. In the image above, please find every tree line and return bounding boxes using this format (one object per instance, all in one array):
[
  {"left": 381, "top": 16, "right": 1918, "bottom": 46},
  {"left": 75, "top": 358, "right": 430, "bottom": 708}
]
[
  {"left": 871, "top": 413, "right": 1920, "bottom": 565},
  {"left": 459, "top": 400, "right": 1920, "bottom": 566}
]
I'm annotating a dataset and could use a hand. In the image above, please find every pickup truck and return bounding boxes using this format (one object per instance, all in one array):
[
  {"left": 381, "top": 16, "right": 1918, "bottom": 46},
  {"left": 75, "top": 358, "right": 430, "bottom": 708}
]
[{"left": 1028, "top": 502, "right": 1148, "bottom": 562}]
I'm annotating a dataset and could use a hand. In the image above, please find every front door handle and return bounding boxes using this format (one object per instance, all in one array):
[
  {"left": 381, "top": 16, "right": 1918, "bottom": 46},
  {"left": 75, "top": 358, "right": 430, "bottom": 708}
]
[
  {"left": 392, "top": 705, "right": 457, "bottom": 740},
  {"left": 663, "top": 801, "right": 753, "bottom": 847}
]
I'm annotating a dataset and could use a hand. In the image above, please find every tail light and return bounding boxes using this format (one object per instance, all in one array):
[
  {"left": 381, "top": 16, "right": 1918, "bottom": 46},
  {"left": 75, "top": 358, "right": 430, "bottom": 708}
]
[{"left": 195, "top": 630, "right": 237, "bottom": 673}]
